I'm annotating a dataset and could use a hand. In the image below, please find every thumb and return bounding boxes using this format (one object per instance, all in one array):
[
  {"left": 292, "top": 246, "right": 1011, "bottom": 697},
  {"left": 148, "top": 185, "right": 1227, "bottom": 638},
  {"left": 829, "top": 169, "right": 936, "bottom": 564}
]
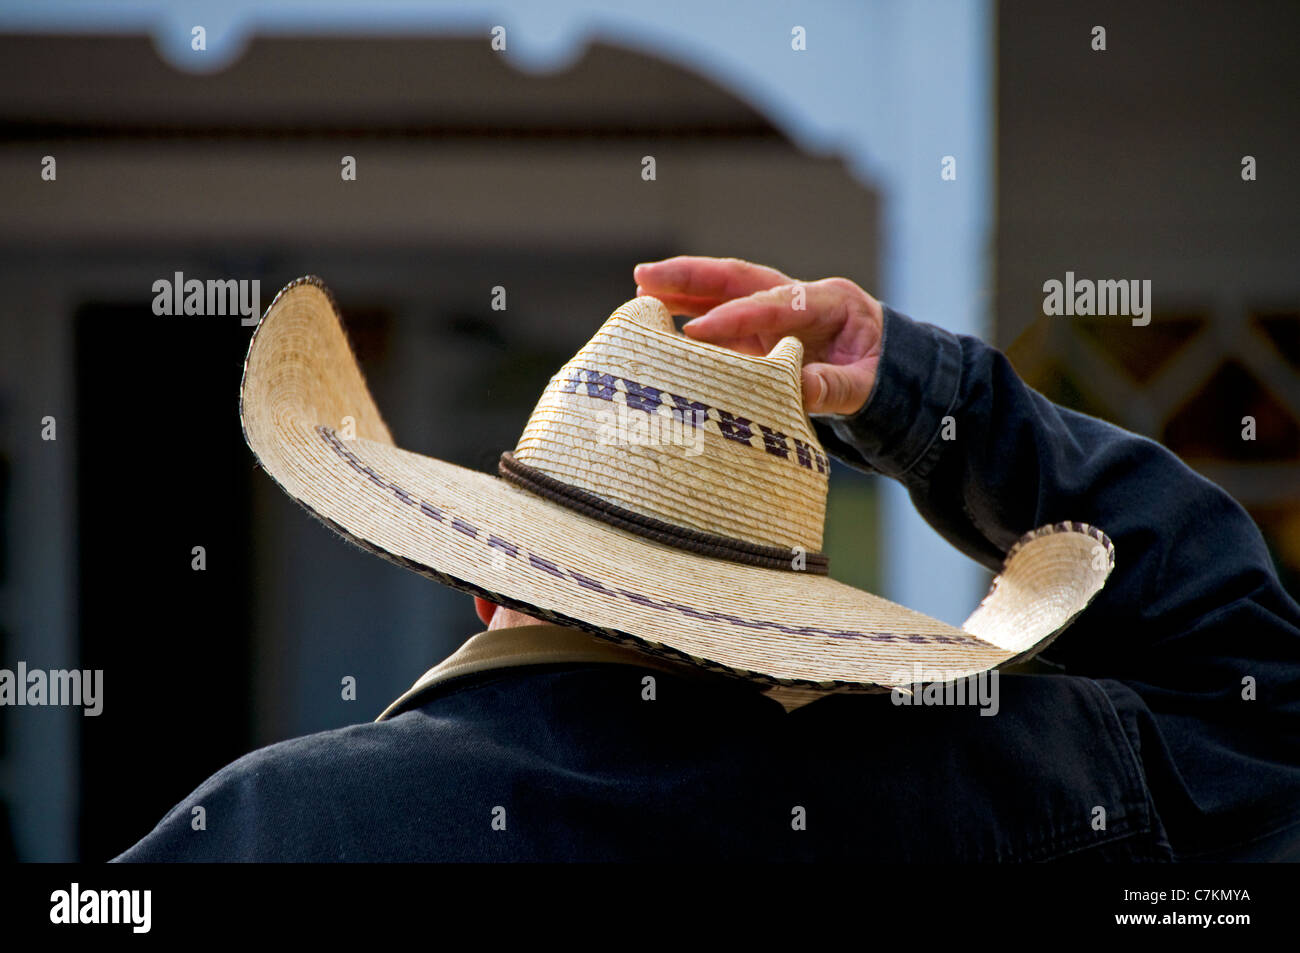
[{"left": 802, "top": 362, "right": 869, "bottom": 416}]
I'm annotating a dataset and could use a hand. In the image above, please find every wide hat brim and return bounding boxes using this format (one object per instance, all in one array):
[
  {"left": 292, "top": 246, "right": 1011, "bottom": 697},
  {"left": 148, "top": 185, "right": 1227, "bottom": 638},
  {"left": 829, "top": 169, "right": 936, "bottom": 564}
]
[{"left": 240, "top": 277, "right": 1114, "bottom": 692}]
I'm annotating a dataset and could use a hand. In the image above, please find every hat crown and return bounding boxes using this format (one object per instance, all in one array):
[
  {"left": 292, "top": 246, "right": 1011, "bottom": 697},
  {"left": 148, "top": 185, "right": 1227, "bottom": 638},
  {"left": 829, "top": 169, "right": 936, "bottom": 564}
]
[{"left": 512, "top": 296, "right": 829, "bottom": 553}]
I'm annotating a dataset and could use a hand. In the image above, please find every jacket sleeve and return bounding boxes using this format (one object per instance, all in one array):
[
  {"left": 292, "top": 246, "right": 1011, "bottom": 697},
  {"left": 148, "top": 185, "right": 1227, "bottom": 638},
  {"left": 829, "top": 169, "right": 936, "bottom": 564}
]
[
  {"left": 811, "top": 305, "right": 1300, "bottom": 857},
  {"left": 810, "top": 304, "right": 1299, "bottom": 660}
]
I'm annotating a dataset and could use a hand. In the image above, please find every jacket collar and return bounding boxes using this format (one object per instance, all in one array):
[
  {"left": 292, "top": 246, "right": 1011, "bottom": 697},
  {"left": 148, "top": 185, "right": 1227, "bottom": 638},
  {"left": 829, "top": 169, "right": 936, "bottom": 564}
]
[
  {"left": 376, "top": 624, "right": 831, "bottom": 721},
  {"left": 376, "top": 624, "right": 717, "bottom": 721}
]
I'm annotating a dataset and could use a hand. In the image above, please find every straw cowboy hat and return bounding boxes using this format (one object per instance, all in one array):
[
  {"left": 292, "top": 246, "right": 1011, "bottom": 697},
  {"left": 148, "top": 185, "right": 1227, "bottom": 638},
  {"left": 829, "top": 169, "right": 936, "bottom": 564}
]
[{"left": 239, "top": 276, "right": 1114, "bottom": 693}]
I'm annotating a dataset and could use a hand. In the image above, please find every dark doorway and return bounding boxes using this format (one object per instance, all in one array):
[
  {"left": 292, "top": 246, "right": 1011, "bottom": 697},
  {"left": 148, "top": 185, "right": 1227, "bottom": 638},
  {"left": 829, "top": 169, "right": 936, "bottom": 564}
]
[{"left": 74, "top": 296, "right": 255, "bottom": 861}]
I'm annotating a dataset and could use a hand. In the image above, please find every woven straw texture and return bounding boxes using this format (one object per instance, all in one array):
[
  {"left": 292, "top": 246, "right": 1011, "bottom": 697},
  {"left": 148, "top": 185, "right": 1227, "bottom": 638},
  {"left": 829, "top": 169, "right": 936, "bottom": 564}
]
[
  {"left": 240, "top": 277, "right": 1114, "bottom": 691},
  {"left": 515, "top": 296, "right": 828, "bottom": 551}
]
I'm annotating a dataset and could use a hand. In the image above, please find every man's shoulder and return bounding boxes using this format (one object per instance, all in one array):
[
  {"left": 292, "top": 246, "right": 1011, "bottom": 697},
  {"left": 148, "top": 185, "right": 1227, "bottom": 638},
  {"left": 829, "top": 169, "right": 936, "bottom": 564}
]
[
  {"left": 216, "top": 708, "right": 438, "bottom": 785},
  {"left": 113, "top": 705, "right": 485, "bottom": 862},
  {"left": 112, "top": 664, "right": 781, "bottom": 862}
]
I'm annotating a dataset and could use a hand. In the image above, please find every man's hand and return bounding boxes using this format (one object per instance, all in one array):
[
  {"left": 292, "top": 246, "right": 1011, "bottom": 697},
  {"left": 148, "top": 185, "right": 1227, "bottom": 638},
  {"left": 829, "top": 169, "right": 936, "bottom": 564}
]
[{"left": 633, "top": 256, "right": 884, "bottom": 416}]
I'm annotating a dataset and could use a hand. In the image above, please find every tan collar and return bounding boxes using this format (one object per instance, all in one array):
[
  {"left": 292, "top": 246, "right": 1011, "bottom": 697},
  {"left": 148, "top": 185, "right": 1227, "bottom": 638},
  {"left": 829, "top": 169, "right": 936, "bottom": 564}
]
[
  {"left": 376, "top": 624, "right": 718, "bottom": 721},
  {"left": 376, "top": 624, "right": 831, "bottom": 720}
]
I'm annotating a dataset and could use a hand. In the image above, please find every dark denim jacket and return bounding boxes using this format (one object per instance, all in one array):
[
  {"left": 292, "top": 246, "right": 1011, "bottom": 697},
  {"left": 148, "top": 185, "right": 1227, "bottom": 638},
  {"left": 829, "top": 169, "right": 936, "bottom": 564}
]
[{"left": 113, "top": 306, "right": 1300, "bottom": 862}]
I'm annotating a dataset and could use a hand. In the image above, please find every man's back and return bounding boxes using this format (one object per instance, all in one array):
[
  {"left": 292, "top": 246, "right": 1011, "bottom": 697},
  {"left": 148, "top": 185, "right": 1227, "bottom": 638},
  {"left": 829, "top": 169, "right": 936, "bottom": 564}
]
[{"left": 114, "top": 647, "right": 1181, "bottom": 863}]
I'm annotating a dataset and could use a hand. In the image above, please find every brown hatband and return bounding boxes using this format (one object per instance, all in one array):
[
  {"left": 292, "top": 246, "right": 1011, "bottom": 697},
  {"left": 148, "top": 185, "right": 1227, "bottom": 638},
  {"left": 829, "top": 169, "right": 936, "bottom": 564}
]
[{"left": 498, "top": 451, "right": 830, "bottom": 575}]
